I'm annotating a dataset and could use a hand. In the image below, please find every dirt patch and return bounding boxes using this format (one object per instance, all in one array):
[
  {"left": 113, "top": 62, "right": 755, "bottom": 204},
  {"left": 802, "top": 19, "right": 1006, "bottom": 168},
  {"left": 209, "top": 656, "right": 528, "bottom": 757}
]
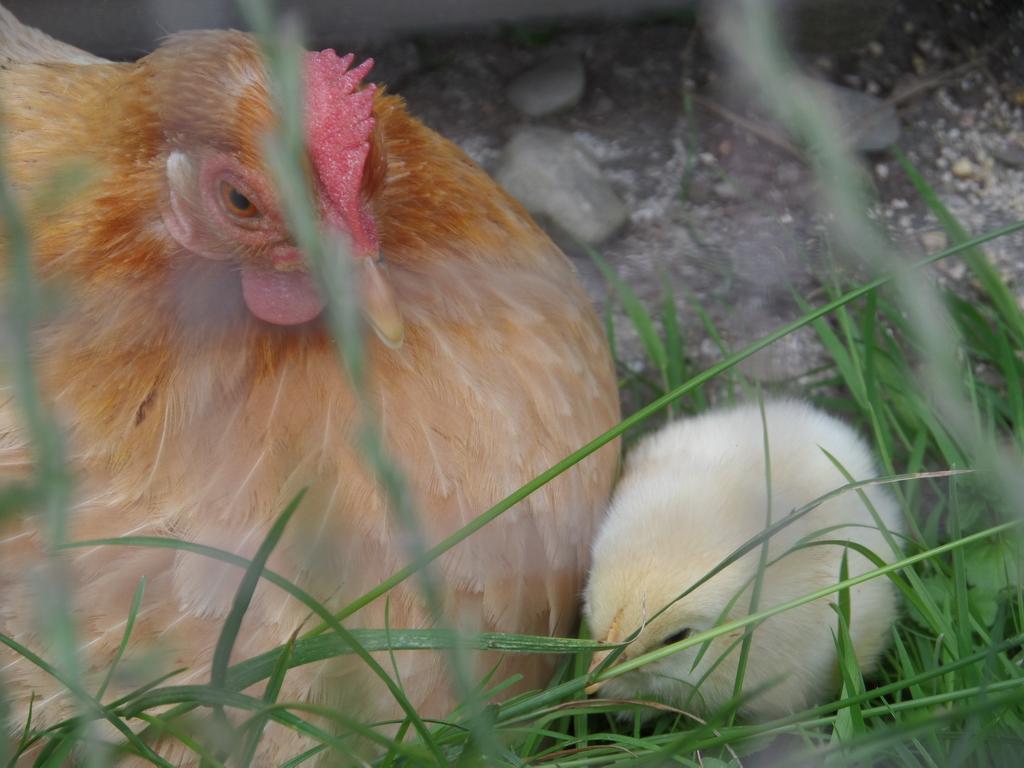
[{"left": 356, "top": 0, "right": 1024, "bottom": 394}]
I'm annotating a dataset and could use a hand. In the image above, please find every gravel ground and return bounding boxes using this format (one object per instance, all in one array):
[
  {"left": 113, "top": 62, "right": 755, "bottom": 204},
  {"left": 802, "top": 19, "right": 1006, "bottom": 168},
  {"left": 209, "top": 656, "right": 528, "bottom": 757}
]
[{"left": 355, "top": 0, "right": 1024, "bottom": 395}]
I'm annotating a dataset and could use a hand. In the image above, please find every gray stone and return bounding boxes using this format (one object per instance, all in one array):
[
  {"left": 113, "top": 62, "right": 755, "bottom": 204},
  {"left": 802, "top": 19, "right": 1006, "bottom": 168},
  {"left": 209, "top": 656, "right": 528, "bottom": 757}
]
[
  {"left": 737, "top": 324, "right": 828, "bottom": 384},
  {"left": 815, "top": 81, "right": 901, "bottom": 152},
  {"left": 495, "top": 127, "right": 629, "bottom": 245},
  {"left": 992, "top": 144, "right": 1024, "bottom": 170},
  {"left": 506, "top": 52, "right": 586, "bottom": 117},
  {"left": 713, "top": 180, "right": 738, "bottom": 200},
  {"left": 919, "top": 230, "right": 948, "bottom": 253}
]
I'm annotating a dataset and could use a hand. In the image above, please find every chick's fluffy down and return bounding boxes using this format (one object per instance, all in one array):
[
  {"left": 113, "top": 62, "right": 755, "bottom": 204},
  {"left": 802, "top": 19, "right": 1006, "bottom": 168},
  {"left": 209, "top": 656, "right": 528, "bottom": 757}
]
[{"left": 584, "top": 399, "right": 903, "bottom": 720}]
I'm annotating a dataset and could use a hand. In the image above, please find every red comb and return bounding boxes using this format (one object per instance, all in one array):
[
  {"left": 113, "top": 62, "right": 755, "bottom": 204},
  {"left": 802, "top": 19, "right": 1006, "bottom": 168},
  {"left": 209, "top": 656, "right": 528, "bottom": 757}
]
[{"left": 305, "top": 50, "right": 379, "bottom": 254}]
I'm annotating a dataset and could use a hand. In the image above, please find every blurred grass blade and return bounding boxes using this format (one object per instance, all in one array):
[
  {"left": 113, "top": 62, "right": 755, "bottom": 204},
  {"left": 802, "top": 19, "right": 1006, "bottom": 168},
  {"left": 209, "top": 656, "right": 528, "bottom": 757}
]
[
  {"left": 588, "top": 246, "right": 668, "bottom": 383},
  {"left": 206, "top": 489, "right": 305, "bottom": 762},
  {"left": 95, "top": 578, "right": 146, "bottom": 702},
  {"left": 729, "top": 394, "right": 773, "bottom": 722},
  {"left": 830, "top": 550, "right": 866, "bottom": 743},
  {"left": 233, "top": 631, "right": 297, "bottom": 767},
  {"left": 64, "top": 531, "right": 449, "bottom": 764},
  {"left": 660, "top": 278, "right": 688, "bottom": 415},
  {"left": 135, "top": 713, "right": 226, "bottom": 768},
  {"left": 210, "top": 490, "right": 305, "bottom": 690},
  {"left": 0, "top": 633, "right": 171, "bottom": 768}
]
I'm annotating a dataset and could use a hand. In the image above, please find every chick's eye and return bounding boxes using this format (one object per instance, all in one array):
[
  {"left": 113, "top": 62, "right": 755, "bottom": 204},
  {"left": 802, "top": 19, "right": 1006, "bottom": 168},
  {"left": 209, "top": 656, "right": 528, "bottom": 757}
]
[
  {"left": 663, "top": 628, "right": 693, "bottom": 646},
  {"left": 219, "top": 181, "right": 260, "bottom": 219}
]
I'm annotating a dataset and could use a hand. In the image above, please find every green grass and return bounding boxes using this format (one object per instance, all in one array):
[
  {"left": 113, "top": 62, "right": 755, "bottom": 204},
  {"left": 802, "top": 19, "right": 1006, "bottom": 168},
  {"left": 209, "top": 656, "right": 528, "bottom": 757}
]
[{"left": 4, "top": 0, "right": 1024, "bottom": 765}]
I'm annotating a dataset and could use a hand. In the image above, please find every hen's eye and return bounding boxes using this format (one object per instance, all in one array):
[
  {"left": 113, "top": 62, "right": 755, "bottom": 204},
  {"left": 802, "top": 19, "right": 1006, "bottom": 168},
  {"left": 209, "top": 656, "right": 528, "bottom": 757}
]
[
  {"left": 663, "top": 628, "right": 693, "bottom": 646},
  {"left": 219, "top": 181, "right": 260, "bottom": 219}
]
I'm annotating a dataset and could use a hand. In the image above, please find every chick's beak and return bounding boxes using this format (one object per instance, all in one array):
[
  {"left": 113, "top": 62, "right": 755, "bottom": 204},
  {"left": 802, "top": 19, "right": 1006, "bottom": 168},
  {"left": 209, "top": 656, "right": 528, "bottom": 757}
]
[
  {"left": 586, "top": 649, "right": 611, "bottom": 695},
  {"left": 360, "top": 255, "right": 404, "bottom": 349},
  {"left": 587, "top": 610, "right": 624, "bottom": 695}
]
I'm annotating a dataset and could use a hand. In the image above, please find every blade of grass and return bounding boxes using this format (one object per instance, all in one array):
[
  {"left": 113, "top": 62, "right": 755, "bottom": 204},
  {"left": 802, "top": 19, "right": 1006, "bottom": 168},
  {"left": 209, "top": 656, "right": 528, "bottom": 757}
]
[
  {"left": 660, "top": 278, "right": 688, "bottom": 416},
  {"left": 210, "top": 491, "right": 305, "bottom": 691},
  {"left": 0, "top": 634, "right": 171, "bottom": 768},
  {"left": 895, "top": 149, "right": 1024, "bottom": 344},
  {"left": 278, "top": 744, "right": 327, "bottom": 768},
  {"left": 65, "top": 534, "right": 448, "bottom": 764},
  {"left": 134, "top": 713, "right": 227, "bottom": 768},
  {"left": 589, "top": 247, "right": 668, "bottom": 385},
  {"left": 128, "top": 688, "right": 423, "bottom": 759},
  {"left": 34, "top": 734, "right": 78, "bottom": 768},
  {"left": 728, "top": 394, "right": 773, "bottom": 724},
  {"left": 829, "top": 551, "right": 866, "bottom": 745},
  {"left": 205, "top": 490, "right": 306, "bottom": 763},
  {"left": 233, "top": 631, "right": 297, "bottom": 767},
  {"left": 95, "top": 578, "right": 146, "bottom": 701}
]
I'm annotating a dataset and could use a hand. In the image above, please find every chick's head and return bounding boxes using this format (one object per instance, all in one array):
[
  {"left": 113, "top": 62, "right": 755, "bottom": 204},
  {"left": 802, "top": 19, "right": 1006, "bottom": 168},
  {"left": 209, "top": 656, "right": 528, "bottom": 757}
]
[{"left": 584, "top": 465, "right": 764, "bottom": 713}]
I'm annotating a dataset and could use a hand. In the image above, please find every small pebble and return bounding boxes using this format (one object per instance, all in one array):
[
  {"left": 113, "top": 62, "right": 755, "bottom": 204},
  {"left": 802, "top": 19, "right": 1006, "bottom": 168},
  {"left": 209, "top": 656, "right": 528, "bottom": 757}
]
[
  {"left": 920, "top": 230, "right": 948, "bottom": 252},
  {"left": 992, "top": 144, "right": 1024, "bottom": 169},
  {"left": 495, "top": 127, "right": 628, "bottom": 245},
  {"left": 951, "top": 158, "right": 975, "bottom": 179},
  {"left": 505, "top": 52, "right": 586, "bottom": 118},
  {"left": 711, "top": 180, "right": 737, "bottom": 200}
]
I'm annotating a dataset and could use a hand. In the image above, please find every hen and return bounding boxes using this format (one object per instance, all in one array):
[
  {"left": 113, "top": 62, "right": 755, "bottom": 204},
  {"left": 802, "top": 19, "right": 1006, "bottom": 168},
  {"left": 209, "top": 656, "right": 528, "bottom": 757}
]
[{"left": 0, "top": 7, "right": 620, "bottom": 763}]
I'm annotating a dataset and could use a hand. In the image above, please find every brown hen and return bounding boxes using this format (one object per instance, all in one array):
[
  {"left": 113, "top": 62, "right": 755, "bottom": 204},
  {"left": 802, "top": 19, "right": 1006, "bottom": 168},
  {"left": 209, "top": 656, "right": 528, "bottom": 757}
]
[{"left": 0, "top": 7, "right": 619, "bottom": 764}]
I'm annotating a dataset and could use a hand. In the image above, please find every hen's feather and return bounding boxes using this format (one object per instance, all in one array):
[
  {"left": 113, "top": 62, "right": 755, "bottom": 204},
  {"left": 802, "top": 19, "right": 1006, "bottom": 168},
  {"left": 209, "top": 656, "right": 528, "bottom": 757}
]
[{"left": 0, "top": 5, "right": 104, "bottom": 66}]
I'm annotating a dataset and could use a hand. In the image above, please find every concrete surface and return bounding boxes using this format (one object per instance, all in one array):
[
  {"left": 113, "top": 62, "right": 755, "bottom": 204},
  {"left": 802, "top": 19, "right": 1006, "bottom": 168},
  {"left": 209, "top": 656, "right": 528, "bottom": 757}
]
[{"left": 3, "top": 0, "right": 696, "bottom": 57}]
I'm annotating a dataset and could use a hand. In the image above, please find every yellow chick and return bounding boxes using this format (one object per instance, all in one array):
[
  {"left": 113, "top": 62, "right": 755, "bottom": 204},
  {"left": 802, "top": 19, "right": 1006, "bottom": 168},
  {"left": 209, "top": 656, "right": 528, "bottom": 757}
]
[{"left": 584, "top": 399, "right": 903, "bottom": 720}]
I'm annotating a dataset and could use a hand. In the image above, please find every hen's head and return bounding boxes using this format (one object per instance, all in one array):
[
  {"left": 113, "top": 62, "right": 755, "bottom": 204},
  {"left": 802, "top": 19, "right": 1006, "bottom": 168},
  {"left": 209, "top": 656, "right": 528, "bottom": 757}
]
[{"left": 146, "top": 31, "right": 399, "bottom": 342}]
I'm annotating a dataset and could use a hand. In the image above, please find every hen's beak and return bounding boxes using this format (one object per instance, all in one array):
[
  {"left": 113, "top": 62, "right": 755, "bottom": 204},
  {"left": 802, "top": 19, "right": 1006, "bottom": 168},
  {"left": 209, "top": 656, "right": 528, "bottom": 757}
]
[{"left": 360, "top": 255, "right": 404, "bottom": 349}]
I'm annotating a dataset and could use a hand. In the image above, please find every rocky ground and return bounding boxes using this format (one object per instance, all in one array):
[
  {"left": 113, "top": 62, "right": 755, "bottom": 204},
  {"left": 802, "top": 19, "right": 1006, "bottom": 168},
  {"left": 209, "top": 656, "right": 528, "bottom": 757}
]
[{"left": 355, "top": 0, "right": 1024, "bottom": 403}]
